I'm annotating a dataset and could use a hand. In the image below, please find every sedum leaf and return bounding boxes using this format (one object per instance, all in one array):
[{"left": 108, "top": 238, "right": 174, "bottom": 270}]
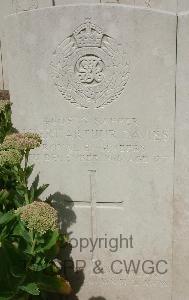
[
  {"left": 19, "top": 282, "right": 40, "bottom": 295},
  {"left": 0, "top": 211, "right": 16, "bottom": 225},
  {"left": 36, "top": 230, "right": 59, "bottom": 254}
]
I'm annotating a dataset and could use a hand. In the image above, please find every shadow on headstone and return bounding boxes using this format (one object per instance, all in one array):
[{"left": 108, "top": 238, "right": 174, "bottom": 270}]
[{"left": 47, "top": 192, "right": 85, "bottom": 300}]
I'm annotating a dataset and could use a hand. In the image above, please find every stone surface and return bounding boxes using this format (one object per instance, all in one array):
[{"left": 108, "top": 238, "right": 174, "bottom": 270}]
[
  {"left": 178, "top": 1, "right": 189, "bottom": 12},
  {"left": 173, "top": 12, "right": 189, "bottom": 300},
  {"left": 119, "top": 0, "right": 133, "bottom": 4},
  {"left": 5, "top": 5, "right": 176, "bottom": 299},
  {"left": 0, "top": 1, "right": 12, "bottom": 38},
  {"left": 12, "top": 0, "right": 52, "bottom": 12},
  {"left": 101, "top": 0, "right": 118, "bottom": 3},
  {"left": 55, "top": 0, "right": 99, "bottom": 4},
  {"left": 0, "top": 0, "right": 53, "bottom": 89},
  {"left": 0, "top": 37, "right": 9, "bottom": 90},
  {"left": 0, "top": 1, "right": 11, "bottom": 90},
  {"left": 119, "top": 0, "right": 177, "bottom": 12},
  {"left": 0, "top": 46, "right": 3, "bottom": 90},
  {"left": 0, "top": 0, "right": 53, "bottom": 36}
]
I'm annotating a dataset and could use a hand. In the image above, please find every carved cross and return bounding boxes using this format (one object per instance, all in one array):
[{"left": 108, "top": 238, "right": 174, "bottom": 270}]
[{"left": 75, "top": 170, "right": 123, "bottom": 259}]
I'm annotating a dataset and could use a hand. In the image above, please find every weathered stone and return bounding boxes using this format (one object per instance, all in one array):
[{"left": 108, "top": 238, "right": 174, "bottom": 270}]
[
  {"left": 0, "top": 1, "right": 11, "bottom": 37},
  {"left": 12, "top": 0, "right": 52, "bottom": 13},
  {"left": 5, "top": 4, "right": 176, "bottom": 299},
  {"left": 0, "top": 1, "right": 12, "bottom": 89},
  {"left": 0, "top": 38, "right": 9, "bottom": 90},
  {"left": 55, "top": 0, "right": 100, "bottom": 4},
  {"left": 120, "top": 0, "right": 177, "bottom": 12},
  {"left": 119, "top": 0, "right": 134, "bottom": 5},
  {"left": 0, "top": 47, "right": 3, "bottom": 90},
  {"left": 178, "top": 1, "right": 189, "bottom": 12},
  {"left": 101, "top": 0, "right": 118, "bottom": 3},
  {"left": 173, "top": 12, "right": 189, "bottom": 300},
  {"left": 0, "top": 0, "right": 53, "bottom": 90}
]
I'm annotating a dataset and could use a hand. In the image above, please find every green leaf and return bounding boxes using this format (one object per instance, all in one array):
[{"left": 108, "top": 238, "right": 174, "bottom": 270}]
[
  {"left": 36, "top": 231, "right": 59, "bottom": 253},
  {"left": 0, "top": 293, "right": 14, "bottom": 300},
  {"left": 0, "top": 190, "right": 9, "bottom": 205},
  {"left": 35, "top": 184, "right": 49, "bottom": 199},
  {"left": 29, "top": 186, "right": 35, "bottom": 203},
  {"left": 25, "top": 164, "right": 34, "bottom": 178},
  {"left": 0, "top": 242, "right": 26, "bottom": 292},
  {"left": 19, "top": 282, "right": 40, "bottom": 295},
  {"left": 29, "top": 256, "right": 50, "bottom": 272},
  {"left": 13, "top": 222, "right": 32, "bottom": 244},
  {"left": 30, "top": 174, "right": 40, "bottom": 191},
  {"left": 0, "top": 211, "right": 16, "bottom": 225},
  {"left": 30, "top": 175, "right": 49, "bottom": 199}
]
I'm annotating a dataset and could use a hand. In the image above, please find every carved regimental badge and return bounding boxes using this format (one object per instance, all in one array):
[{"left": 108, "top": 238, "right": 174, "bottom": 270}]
[{"left": 50, "top": 19, "right": 130, "bottom": 109}]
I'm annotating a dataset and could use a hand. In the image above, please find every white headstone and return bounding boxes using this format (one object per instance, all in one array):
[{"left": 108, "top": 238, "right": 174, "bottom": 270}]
[
  {"left": 178, "top": 1, "right": 189, "bottom": 12},
  {"left": 173, "top": 11, "right": 189, "bottom": 300},
  {"left": 0, "top": 46, "right": 3, "bottom": 90},
  {"left": 119, "top": 0, "right": 177, "bottom": 12},
  {"left": 5, "top": 5, "right": 176, "bottom": 299},
  {"left": 0, "top": 1, "right": 12, "bottom": 89},
  {"left": 12, "top": 0, "right": 52, "bottom": 13},
  {"left": 55, "top": 0, "right": 100, "bottom": 4},
  {"left": 101, "top": 0, "right": 118, "bottom": 3},
  {"left": 0, "top": 0, "right": 53, "bottom": 90},
  {"left": 0, "top": 1, "right": 12, "bottom": 38},
  {"left": 0, "top": 38, "right": 9, "bottom": 90},
  {"left": 119, "top": 0, "right": 133, "bottom": 4}
]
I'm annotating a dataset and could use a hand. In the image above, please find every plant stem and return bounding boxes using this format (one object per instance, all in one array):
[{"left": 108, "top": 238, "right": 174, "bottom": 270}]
[
  {"left": 27, "top": 231, "right": 37, "bottom": 270},
  {"left": 23, "top": 150, "right": 30, "bottom": 204},
  {"left": 12, "top": 232, "right": 38, "bottom": 299},
  {"left": 24, "top": 151, "right": 29, "bottom": 183}
]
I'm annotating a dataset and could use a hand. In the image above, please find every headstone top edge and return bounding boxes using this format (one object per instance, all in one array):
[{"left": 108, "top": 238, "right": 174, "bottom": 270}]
[
  {"left": 4, "top": 3, "right": 177, "bottom": 18},
  {"left": 118, "top": 5, "right": 176, "bottom": 15},
  {"left": 178, "top": 11, "right": 189, "bottom": 16}
]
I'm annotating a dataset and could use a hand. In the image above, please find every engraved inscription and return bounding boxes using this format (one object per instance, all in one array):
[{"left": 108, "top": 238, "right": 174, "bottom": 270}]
[
  {"left": 30, "top": 116, "right": 170, "bottom": 164},
  {"left": 12, "top": 0, "right": 38, "bottom": 12},
  {"left": 145, "top": 0, "right": 151, "bottom": 8},
  {"left": 50, "top": 19, "right": 130, "bottom": 109}
]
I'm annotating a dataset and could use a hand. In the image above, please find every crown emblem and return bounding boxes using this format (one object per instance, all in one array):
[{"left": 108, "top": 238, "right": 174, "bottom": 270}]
[
  {"left": 73, "top": 19, "right": 103, "bottom": 48},
  {"left": 51, "top": 19, "right": 130, "bottom": 108}
]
